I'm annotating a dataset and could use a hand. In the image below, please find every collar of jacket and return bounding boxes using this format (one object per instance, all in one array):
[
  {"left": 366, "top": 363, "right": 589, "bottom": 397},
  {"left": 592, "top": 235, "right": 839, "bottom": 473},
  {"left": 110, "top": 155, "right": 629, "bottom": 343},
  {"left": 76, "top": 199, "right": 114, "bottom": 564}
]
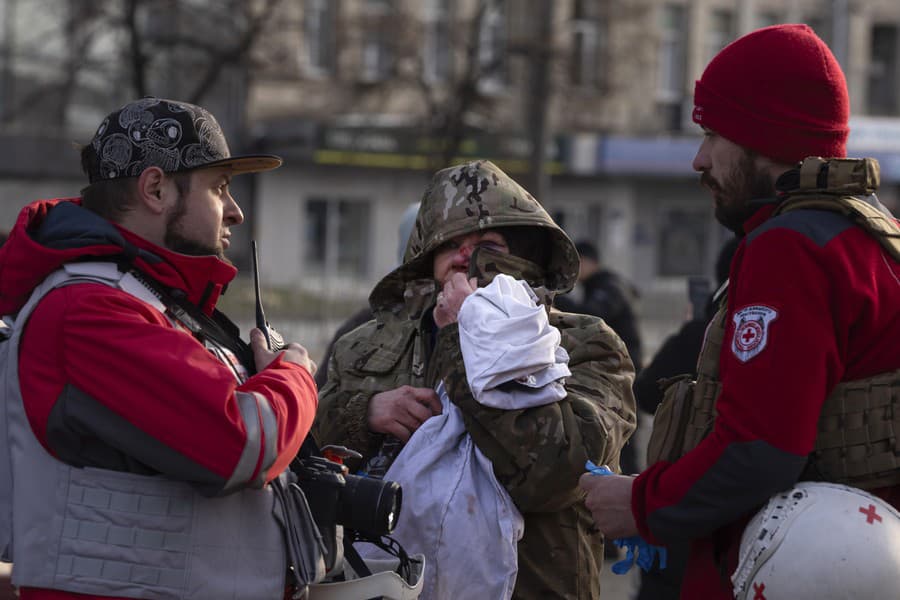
[
  {"left": 742, "top": 202, "right": 779, "bottom": 236},
  {"left": 116, "top": 226, "right": 236, "bottom": 314},
  {"left": 370, "top": 277, "right": 438, "bottom": 322},
  {"left": 0, "top": 198, "right": 236, "bottom": 316}
]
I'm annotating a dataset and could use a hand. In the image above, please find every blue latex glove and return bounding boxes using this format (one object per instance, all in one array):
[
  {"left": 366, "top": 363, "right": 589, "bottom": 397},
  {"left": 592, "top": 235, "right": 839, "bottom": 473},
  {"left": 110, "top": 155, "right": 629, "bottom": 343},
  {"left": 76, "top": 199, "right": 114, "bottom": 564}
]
[{"left": 585, "top": 460, "right": 668, "bottom": 575}]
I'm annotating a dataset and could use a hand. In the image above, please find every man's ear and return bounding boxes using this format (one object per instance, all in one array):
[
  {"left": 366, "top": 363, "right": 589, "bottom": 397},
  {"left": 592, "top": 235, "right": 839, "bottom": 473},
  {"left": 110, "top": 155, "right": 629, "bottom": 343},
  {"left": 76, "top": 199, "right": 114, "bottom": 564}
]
[{"left": 136, "top": 167, "right": 169, "bottom": 214}]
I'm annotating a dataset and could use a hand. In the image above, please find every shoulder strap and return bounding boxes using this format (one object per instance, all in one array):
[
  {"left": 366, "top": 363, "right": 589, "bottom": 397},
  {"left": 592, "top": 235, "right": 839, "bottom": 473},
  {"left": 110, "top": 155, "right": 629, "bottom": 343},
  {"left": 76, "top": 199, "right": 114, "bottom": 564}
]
[
  {"left": 125, "top": 269, "right": 255, "bottom": 374},
  {"left": 5, "top": 263, "right": 152, "bottom": 327},
  {"left": 774, "top": 194, "right": 900, "bottom": 262},
  {"left": 62, "top": 262, "right": 166, "bottom": 312},
  {"left": 6, "top": 261, "right": 254, "bottom": 374}
]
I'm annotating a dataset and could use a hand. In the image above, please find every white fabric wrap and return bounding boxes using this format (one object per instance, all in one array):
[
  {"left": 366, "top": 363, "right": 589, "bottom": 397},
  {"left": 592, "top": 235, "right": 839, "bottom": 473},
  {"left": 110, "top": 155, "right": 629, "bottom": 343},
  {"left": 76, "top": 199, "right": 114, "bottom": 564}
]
[
  {"left": 458, "top": 273, "right": 570, "bottom": 408},
  {"left": 359, "top": 383, "right": 523, "bottom": 600}
]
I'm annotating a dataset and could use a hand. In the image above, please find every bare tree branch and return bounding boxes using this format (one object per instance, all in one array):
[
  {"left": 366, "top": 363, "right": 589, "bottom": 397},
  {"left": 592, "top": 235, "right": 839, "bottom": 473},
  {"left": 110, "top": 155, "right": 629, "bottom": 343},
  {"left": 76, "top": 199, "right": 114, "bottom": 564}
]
[
  {"left": 1, "top": 1, "right": 109, "bottom": 127},
  {"left": 351, "top": 0, "right": 498, "bottom": 171},
  {"left": 124, "top": 0, "right": 148, "bottom": 98},
  {"left": 434, "top": 0, "right": 491, "bottom": 169},
  {"left": 186, "top": 0, "right": 284, "bottom": 104}
]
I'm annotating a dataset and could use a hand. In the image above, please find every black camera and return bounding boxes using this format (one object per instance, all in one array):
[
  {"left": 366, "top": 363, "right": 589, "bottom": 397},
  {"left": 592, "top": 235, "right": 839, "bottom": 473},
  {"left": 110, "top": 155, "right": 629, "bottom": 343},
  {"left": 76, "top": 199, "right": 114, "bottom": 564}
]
[
  {"left": 292, "top": 454, "right": 402, "bottom": 538},
  {"left": 290, "top": 453, "right": 402, "bottom": 575}
]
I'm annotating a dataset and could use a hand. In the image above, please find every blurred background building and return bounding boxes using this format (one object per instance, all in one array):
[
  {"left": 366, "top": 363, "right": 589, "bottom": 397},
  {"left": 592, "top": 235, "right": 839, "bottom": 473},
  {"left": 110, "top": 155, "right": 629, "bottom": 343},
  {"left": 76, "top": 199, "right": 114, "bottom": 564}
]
[
  {"left": 1, "top": 2, "right": 900, "bottom": 598},
  {"left": 1, "top": 0, "right": 900, "bottom": 361}
]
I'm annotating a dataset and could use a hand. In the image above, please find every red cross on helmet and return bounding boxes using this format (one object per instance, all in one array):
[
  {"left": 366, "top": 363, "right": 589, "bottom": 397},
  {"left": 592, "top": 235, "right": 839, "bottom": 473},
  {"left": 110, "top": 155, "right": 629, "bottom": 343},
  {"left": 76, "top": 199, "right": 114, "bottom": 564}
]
[{"left": 732, "top": 482, "right": 900, "bottom": 599}]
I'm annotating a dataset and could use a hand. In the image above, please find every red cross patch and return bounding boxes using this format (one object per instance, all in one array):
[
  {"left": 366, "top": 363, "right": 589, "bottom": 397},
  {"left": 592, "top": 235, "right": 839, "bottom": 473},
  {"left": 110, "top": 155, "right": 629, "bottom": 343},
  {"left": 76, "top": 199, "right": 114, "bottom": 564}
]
[
  {"left": 859, "top": 503, "right": 883, "bottom": 524},
  {"left": 732, "top": 305, "right": 778, "bottom": 363}
]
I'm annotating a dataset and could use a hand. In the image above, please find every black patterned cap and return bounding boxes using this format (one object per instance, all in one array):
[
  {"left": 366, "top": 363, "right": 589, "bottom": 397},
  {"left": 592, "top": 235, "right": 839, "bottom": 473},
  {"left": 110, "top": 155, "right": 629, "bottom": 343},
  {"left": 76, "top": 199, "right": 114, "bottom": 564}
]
[{"left": 84, "top": 97, "right": 282, "bottom": 183}]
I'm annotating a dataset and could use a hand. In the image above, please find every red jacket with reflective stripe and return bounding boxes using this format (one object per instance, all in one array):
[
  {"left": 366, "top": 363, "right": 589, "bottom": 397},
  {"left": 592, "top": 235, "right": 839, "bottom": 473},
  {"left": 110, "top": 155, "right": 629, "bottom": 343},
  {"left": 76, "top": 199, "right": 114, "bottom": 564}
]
[{"left": 1, "top": 199, "right": 317, "bottom": 600}]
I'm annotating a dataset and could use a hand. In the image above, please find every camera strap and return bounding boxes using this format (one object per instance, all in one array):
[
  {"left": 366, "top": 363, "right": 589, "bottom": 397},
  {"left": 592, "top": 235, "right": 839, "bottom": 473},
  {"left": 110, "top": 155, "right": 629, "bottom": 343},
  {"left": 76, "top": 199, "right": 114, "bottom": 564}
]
[
  {"left": 126, "top": 267, "right": 256, "bottom": 372},
  {"left": 348, "top": 532, "right": 419, "bottom": 584},
  {"left": 271, "top": 475, "right": 329, "bottom": 598},
  {"left": 342, "top": 540, "right": 373, "bottom": 578}
]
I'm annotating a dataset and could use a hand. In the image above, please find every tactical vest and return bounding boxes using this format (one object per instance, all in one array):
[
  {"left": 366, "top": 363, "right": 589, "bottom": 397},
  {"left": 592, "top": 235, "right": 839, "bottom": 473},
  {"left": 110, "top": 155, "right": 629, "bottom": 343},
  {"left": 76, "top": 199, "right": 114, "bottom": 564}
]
[
  {"left": 647, "top": 158, "right": 900, "bottom": 491},
  {"left": 0, "top": 262, "right": 288, "bottom": 599},
  {"left": 645, "top": 290, "right": 727, "bottom": 469},
  {"left": 772, "top": 157, "right": 900, "bottom": 262}
]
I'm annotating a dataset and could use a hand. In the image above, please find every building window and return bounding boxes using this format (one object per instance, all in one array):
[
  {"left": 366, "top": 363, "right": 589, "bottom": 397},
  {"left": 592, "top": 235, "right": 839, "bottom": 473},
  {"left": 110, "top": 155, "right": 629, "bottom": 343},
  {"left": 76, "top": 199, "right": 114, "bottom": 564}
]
[
  {"left": 658, "top": 209, "right": 707, "bottom": 277},
  {"left": 755, "top": 12, "right": 781, "bottom": 29},
  {"left": 359, "top": 0, "right": 392, "bottom": 82},
  {"left": 570, "top": 0, "right": 605, "bottom": 89},
  {"left": 705, "top": 9, "right": 734, "bottom": 65},
  {"left": 478, "top": 0, "right": 507, "bottom": 93},
  {"left": 423, "top": 0, "right": 453, "bottom": 83},
  {"left": 306, "top": 198, "right": 370, "bottom": 277},
  {"left": 303, "top": 0, "right": 336, "bottom": 76},
  {"left": 805, "top": 16, "right": 830, "bottom": 46},
  {"left": 361, "top": 31, "right": 391, "bottom": 82},
  {"left": 657, "top": 3, "right": 687, "bottom": 131},
  {"left": 868, "top": 25, "right": 898, "bottom": 116}
]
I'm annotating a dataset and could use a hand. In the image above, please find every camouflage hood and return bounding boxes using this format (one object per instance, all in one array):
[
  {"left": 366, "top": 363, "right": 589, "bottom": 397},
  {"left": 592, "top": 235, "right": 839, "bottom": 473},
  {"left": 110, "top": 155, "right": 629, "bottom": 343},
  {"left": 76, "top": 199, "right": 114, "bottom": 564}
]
[{"left": 370, "top": 160, "right": 579, "bottom": 312}]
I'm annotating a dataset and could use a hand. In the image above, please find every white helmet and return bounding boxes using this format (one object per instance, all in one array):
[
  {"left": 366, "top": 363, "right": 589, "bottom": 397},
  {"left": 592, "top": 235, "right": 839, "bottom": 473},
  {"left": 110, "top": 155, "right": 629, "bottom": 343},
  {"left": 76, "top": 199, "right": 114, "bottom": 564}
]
[
  {"left": 308, "top": 553, "right": 425, "bottom": 600},
  {"left": 732, "top": 482, "right": 900, "bottom": 600}
]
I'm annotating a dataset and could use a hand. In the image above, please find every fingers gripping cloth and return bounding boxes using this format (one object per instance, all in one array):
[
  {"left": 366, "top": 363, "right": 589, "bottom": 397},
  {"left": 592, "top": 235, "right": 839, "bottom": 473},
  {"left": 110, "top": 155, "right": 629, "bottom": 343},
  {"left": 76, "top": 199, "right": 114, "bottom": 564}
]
[{"left": 584, "top": 461, "right": 667, "bottom": 575}]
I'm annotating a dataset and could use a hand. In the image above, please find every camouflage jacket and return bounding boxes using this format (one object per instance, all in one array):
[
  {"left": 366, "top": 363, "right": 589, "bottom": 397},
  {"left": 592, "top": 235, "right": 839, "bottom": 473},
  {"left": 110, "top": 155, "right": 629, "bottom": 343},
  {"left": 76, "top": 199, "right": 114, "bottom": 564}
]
[
  {"left": 316, "top": 303, "right": 635, "bottom": 599},
  {"left": 315, "top": 161, "right": 637, "bottom": 599}
]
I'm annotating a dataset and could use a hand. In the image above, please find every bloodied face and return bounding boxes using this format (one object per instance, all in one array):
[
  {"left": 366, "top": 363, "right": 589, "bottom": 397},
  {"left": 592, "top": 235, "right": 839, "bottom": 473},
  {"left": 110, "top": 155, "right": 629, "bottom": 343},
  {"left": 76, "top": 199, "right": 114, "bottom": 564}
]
[{"left": 431, "top": 230, "right": 510, "bottom": 285}]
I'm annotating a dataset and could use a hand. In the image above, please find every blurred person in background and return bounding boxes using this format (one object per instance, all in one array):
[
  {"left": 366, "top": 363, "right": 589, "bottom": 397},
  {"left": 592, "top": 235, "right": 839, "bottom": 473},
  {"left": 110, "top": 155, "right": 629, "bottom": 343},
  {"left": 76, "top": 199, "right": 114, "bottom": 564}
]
[
  {"left": 555, "top": 240, "right": 643, "bottom": 372},
  {"left": 315, "top": 160, "right": 636, "bottom": 599},
  {"left": 556, "top": 240, "right": 644, "bottom": 479},
  {"left": 628, "top": 235, "right": 737, "bottom": 600},
  {"left": 632, "top": 236, "right": 738, "bottom": 417}
]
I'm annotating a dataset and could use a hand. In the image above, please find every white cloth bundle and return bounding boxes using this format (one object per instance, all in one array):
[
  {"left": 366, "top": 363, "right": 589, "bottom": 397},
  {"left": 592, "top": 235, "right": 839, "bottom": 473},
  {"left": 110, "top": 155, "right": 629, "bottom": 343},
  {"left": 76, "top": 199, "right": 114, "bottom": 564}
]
[{"left": 458, "top": 273, "right": 570, "bottom": 408}]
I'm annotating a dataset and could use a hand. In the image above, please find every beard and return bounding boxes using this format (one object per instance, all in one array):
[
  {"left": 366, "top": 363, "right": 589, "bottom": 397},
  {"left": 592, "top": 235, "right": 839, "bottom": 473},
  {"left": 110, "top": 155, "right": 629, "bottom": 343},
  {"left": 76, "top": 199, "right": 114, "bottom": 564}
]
[
  {"left": 163, "top": 193, "right": 228, "bottom": 261},
  {"left": 702, "top": 151, "right": 776, "bottom": 235}
]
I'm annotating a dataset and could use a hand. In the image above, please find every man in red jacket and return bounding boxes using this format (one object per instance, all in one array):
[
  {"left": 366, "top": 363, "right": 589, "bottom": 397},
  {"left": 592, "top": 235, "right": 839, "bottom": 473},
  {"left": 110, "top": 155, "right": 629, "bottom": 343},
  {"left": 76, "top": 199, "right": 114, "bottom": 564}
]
[
  {"left": 580, "top": 24, "right": 900, "bottom": 599},
  {"left": 0, "top": 98, "right": 318, "bottom": 600}
]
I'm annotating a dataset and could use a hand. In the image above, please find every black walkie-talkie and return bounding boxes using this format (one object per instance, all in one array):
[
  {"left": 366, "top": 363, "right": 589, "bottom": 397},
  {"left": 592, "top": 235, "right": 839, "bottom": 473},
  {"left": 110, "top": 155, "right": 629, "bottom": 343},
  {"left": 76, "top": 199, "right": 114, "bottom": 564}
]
[{"left": 251, "top": 240, "right": 285, "bottom": 352}]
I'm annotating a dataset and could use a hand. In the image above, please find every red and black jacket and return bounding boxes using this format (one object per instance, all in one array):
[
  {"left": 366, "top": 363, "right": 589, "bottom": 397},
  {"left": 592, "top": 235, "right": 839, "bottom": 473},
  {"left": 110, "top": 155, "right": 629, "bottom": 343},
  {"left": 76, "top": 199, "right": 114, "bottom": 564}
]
[
  {"left": 0, "top": 198, "right": 316, "bottom": 497},
  {"left": 632, "top": 200, "right": 900, "bottom": 598}
]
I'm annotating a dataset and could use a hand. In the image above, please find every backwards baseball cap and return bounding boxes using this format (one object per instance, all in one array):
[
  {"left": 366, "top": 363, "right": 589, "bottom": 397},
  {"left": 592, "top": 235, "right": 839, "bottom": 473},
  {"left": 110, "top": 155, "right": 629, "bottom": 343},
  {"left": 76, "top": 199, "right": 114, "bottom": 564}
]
[
  {"left": 692, "top": 24, "right": 849, "bottom": 165},
  {"left": 83, "top": 97, "right": 282, "bottom": 183}
]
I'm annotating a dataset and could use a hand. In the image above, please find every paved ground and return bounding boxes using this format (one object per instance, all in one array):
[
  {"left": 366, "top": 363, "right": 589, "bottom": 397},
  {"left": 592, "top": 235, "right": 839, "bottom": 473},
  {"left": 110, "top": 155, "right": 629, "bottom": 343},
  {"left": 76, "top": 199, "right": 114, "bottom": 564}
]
[
  {"left": 600, "top": 549, "right": 641, "bottom": 600},
  {"left": 1, "top": 560, "right": 641, "bottom": 598}
]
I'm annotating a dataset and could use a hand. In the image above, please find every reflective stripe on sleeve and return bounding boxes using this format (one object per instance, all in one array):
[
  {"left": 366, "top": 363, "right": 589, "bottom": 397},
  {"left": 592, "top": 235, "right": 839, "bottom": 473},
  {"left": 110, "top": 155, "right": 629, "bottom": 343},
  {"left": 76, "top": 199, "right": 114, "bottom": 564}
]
[
  {"left": 222, "top": 392, "right": 265, "bottom": 492},
  {"left": 254, "top": 392, "right": 279, "bottom": 486}
]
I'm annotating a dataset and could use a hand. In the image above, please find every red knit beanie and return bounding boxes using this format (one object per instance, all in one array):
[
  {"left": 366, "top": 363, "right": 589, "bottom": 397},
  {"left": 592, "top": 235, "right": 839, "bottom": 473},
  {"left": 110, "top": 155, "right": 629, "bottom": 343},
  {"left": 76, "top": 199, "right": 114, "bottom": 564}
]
[{"left": 692, "top": 24, "right": 849, "bottom": 165}]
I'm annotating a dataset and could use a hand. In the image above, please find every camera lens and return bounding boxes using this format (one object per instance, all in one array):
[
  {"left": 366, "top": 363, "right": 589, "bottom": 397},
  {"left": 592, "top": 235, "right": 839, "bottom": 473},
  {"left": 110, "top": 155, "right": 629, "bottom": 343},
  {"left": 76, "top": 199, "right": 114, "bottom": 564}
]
[{"left": 338, "top": 474, "right": 402, "bottom": 537}]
